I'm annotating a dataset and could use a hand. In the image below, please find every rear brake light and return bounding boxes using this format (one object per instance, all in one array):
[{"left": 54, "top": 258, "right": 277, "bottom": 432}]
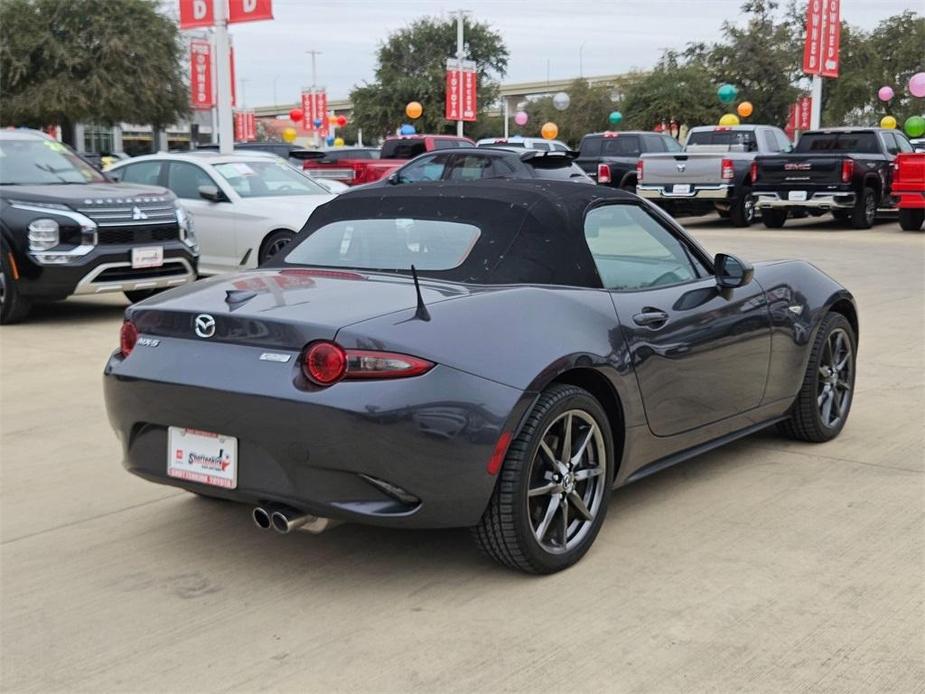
[
  {"left": 597, "top": 163, "right": 612, "bottom": 184},
  {"left": 120, "top": 320, "right": 138, "bottom": 358},
  {"left": 841, "top": 158, "right": 854, "bottom": 183},
  {"left": 636, "top": 159, "right": 644, "bottom": 183},
  {"left": 749, "top": 161, "right": 759, "bottom": 183},
  {"left": 300, "top": 341, "right": 434, "bottom": 386},
  {"left": 721, "top": 158, "right": 735, "bottom": 180}
]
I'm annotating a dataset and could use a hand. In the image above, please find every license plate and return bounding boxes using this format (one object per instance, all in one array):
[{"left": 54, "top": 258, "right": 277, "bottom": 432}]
[
  {"left": 789, "top": 190, "right": 808, "bottom": 202},
  {"left": 132, "top": 246, "right": 164, "bottom": 269},
  {"left": 672, "top": 184, "right": 692, "bottom": 194},
  {"left": 167, "top": 427, "right": 238, "bottom": 489}
]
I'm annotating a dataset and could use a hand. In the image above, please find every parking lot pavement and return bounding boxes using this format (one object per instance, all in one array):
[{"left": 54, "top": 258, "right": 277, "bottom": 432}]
[{"left": 1, "top": 216, "right": 922, "bottom": 693}]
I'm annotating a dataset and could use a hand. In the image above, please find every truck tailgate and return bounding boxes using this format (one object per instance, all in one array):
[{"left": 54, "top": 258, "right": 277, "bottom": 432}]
[
  {"left": 641, "top": 152, "right": 724, "bottom": 185},
  {"left": 756, "top": 155, "right": 842, "bottom": 186}
]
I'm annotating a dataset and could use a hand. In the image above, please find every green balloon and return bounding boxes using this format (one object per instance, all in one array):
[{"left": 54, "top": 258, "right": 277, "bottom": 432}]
[
  {"left": 905, "top": 115, "right": 925, "bottom": 138},
  {"left": 717, "top": 83, "right": 738, "bottom": 104},
  {"left": 608, "top": 111, "right": 623, "bottom": 125}
]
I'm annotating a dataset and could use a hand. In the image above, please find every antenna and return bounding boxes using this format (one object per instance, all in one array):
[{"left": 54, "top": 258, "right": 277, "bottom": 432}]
[{"left": 411, "top": 265, "right": 431, "bottom": 322}]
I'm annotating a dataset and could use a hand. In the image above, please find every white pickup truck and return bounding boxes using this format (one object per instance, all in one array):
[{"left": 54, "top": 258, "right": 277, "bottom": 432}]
[{"left": 637, "top": 125, "right": 793, "bottom": 226}]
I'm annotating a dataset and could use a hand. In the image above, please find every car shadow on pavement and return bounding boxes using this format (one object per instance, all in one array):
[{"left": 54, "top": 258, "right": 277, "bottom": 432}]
[
  {"left": 683, "top": 213, "right": 898, "bottom": 232},
  {"left": 21, "top": 297, "right": 128, "bottom": 324}
]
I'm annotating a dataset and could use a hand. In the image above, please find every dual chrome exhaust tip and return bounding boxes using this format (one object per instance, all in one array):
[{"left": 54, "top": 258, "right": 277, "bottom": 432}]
[{"left": 251, "top": 504, "right": 338, "bottom": 535}]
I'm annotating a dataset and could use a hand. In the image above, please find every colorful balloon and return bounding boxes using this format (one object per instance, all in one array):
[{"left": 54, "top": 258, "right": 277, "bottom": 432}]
[
  {"left": 877, "top": 86, "right": 894, "bottom": 102},
  {"left": 405, "top": 101, "right": 423, "bottom": 119},
  {"left": 718, "top": 113, "right": 740, "bottom": 126},
  {"left": 904, "top": 115, "right": 925, "bottom": 138},
  {"left": 514, "top": 110, "right": 528, "bottom": 126},
  {"left": 553, "top": 92, "right": 570, "bottom": 111},
  {"left": 326, "top": 135, "right": 335, "bottom": 145},
  {"left": 313, "top": 118, "right": 322, "bottom": 128},
  {"left": 400, "top": 124, "right": 416, "bottom": 135},
  {"left": 282, "top": 127, "right": 297, "bottom": 143},
  {"left": 541, "top": 122, "right": 558, "bottom": 140},
  {"left": 328, "top": 115, "right": 338, "bottom": 126},
  {"left": 736, "top": 101, "right": 753, "bottom": 118},
  {"left": 909, "top": 72, "right": 925, "bottom": 98},
  {"left": 608, "top": 111, "right": 623, "bottom": 126},
  {"left": 289, "top": 109, "right": 303, "bottom": 122},
  {"left": 336, "top": 115, "right": 347, "bottom": 127},
  {"left": 880, "top": 115, "right": 897, "bottom": 129},
  {"left": 333, "top": 137, "right": 345, "bottom": 147},
  {"left": 717, "top": 84, "right": 738, "bottom": 104}
]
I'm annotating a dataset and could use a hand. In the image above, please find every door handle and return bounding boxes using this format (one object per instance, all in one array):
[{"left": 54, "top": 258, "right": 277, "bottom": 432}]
[{"left": 632, "top": 309, "right": 669, "bottom": 328}]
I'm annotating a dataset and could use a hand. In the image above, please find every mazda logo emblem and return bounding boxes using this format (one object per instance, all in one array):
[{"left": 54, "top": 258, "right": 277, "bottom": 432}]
[{"left": 194, "top": 314, "right": 216, "bottom": 338}]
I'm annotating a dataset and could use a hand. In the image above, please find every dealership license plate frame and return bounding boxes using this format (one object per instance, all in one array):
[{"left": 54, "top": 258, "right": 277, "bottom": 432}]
[
  {"left": 672, "top": 184, "right": 692, "bottom": 195},
  {"left": 131, "top": 246, "right": 164, "bottom": 269},
  {"left": 167, "top": 427, "right": 238, "bottom": 489},
  {"left": 789, "top": 190, "right": 808, "bottom": 202}
]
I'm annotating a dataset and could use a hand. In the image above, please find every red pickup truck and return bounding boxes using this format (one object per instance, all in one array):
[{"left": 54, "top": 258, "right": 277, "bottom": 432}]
[
  {"left": 893, "top": 152, "right": 925, "bottom": 231},
  {"left": 302, "top": 135, "right": 474, "bottom": 185}
]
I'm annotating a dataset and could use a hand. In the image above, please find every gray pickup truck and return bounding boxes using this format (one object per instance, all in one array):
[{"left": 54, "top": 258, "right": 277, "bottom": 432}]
[{"left": 637, "top": 125, "right": 793, "bottom": 226}]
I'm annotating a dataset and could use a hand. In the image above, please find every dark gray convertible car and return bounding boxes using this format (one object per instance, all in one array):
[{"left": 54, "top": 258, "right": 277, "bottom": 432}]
[{"left": 104, "top": 181, "right": 858, "bottom": 573}]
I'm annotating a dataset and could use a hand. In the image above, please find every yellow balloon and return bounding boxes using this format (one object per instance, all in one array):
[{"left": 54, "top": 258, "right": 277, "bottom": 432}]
[
  {"left": 405, "top": 101, "right": 423, "bottom": 119},
  {"left": 880, "top": 115, "right": 897, "bottom": 129},
  {"left": 737, "top": 101, "right": 753, "bottom": 118},
  {"left": 541, "top": 122, "right": 558, "bottom": 140},
  {"left": 282, "top": 127, "right": 297, "bottom": 143},
  {"left": 718, "top": 113, "right": 741, "bottom": 126},
  {"left": 334, "top": 137, "right": 345, "bottom": 147}
]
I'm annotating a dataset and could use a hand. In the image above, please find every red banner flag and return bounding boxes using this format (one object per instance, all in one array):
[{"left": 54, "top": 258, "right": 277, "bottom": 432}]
[
  {"left": 798, "top": 96, "right": 813, "bottom": 131},
  {"left": 819, "top": 0, "right": 841, "bottom": 77},
  {"left": 179, "top": 0, "right": 213, "bottom": 29},
  {"left": 301, "top": 91, "right": 328, "bottom": 136},
  {"left": 245, "top": 111, "right": 256, "bottom": 141},
  {"left": 445, "top": 60, "right": 477, "bottom": 122},
  {"left": 462, "top": 69, "right": 477, "bottom": 122},
  {"left": 189, "top": 39, "right": 214, "bottom": 109},
  {"left": 228, "top": 0, "right": 273, "bottom": 24},
  {"left": 445, "top": 69, "right": 461, "bottom": 121},
  {"left": 234, "top": 111, "right": 245, "bottom": 141}
]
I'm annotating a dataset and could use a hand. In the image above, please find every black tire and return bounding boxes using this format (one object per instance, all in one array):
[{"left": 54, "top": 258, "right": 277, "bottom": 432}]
[
  {"left": 761, "top": 208, "right": 788, "bottom": 229},
  {"left": 0, "top": 242, "right": 32, "bottom": 324},
  {"left": 898, "top": 208, "right": 924, "bottom": 231},
  {"left": 259, "top": 230, "right": 294, "bottom": 265},
  {"left": 778, "top": 313, "right": 856, "bottom": 443},
  {"left": 832, "top": 210, "right": 851, "bottom": 223},
  {"left": 850, "top": 186, "right": 877, "bottom": 229},
  {"left": 124, "top": 288, "right": 165, "bottom": 304},
  {"left": 730, "top": 189, "right": 757, "bottom": 227},
  {"left": 472, "top": 384, "right": 615, "bottom": 574}
]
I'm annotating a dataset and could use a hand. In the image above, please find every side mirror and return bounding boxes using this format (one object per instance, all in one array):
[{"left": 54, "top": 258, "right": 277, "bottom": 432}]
[
  {"left": 198, "top": 184, "right": 226, "bottom": 202},
  {"left": 387, "top": 172, "right": 400, "bottom": 185},
  {"left": 715, "top": 253, "right": 754, "bottom": 289}
]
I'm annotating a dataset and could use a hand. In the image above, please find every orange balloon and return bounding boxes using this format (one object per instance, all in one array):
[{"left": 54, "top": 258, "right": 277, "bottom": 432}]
[
  {"left": 328, "top": 115, "right": 338, "bottom": 125},
  {"left": 405, "top": 101, "right": 423, "bottom": 119},
  {"left": 737, "top": 101, "right": 754, "bottom": 118},
  {"left": 541, "top": 122, "right": 558, "bottom": 140}
]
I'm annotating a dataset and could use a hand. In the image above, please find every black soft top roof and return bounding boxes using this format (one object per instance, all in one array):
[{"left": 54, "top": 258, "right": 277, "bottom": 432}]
[{"left": 293, "top": 180, "right": 637, "bottom": 287}]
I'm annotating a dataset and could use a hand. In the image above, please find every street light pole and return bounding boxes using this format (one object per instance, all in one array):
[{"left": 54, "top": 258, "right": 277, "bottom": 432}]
[
  {"left": 213, "top": 0, "right": 233, "bottom": 153},
  {"left": 306, "top": 49, "right": 322, "bottom": 146},
  {"left": 579, "top": 42, "right": 585, "bottom": 79}
]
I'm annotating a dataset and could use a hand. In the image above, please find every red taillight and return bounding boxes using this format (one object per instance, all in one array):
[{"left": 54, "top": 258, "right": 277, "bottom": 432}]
[
  {"left": 841, "top": 158, "right": 854, "bottom": 183},
  {"left": 120, "top": 320, "right": 138, "bottom": 358},
  {"left": 597, "top": 163, "right": 612, "bottom": 184},
  {"left": 487, "top": 431, "right": 513, "bottom": 475},
  {"left": 721, "top": 158, "right": 735, "bottom": 181},
  {"left": 749, "top": 160, "right": 759, "bottom": 183},
  {"left": 300, "top": 341, "right": 434, "bottom": 386},
  {"left": 636, "top": 159, "right": 644, "bottom": 183}
]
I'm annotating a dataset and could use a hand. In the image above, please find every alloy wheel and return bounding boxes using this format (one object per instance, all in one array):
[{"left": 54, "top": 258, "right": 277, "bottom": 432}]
[
  {"left": 527, "top": 409, "right": 607, "bottom": 554},
  {"left": 744, "top": 194, "right": 757, "bottom": 224},
  {"left": 265, "top": 236, "right": 291, "bottom": 260},
  {"left": 817, "top": 327, "right": 853, "bottom": 429}
]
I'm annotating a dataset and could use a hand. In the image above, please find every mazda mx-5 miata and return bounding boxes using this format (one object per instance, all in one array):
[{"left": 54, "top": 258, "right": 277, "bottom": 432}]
[{"left": 104, "top": 181, "right": 858, "bottom": 574}]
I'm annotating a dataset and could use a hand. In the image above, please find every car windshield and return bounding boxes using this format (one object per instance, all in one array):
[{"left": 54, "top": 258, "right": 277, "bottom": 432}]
[
  {"left": 284, "top": 218, "right": 481, "bottom": 271},
  {"left": 0, "top": 138, "right": 107, "bottom": 185},
  {"left": 795, "top": 132, "right": 879, "bottom": 154},
  {"left": 212, "top": 160, "right": 328, "bottom": 197}
]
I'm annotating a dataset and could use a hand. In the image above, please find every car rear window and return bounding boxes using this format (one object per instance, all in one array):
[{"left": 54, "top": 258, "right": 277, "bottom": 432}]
[
  {"left": 600, "top": 136, "right": 642, "bottom": 157},
  {"left": 380, "top": 139, "right": 427, "bottom": 159},
  {"left": 528, "top": 160, "right": 592, "bottom": 183},
  {"left": 795, "top": 132, "right": 879, "bottom": 154},
  {"left": 686, "top": 130, "right": 757, "bottom": 151},
  {"left": 284, "top": 218, "right": 481, "bottom": 271}
]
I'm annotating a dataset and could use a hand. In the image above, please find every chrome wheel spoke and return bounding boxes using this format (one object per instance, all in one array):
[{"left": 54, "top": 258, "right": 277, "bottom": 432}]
[
  {"left": 534, "top": 496, "right": 559, "bottom": 541},
  {"left": 560, "top": 413, "right": 573, "bottom": 465},
  {"left": 540, "top": 441, "right": 558, "bottom": 468},
  {"left": 569, "top": 491, "right": 593, "bottom": 522},
  {"left": 529, "top": 482, "right": 559, "bottom": 498},
  {"left": 821, "top": 391, "right": 834, "bottom": 424},
  {"left": 558, "top": 498, "right": 569, "bottom": 546},
  {"left": 570, "top": 426, "right": 595, "bottom": 466},
  {"left": 574, "top": 466, "right": 603, "bottom": 481}
]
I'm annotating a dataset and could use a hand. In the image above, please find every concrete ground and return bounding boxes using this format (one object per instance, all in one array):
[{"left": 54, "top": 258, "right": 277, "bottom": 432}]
[{"left": 1, "top": 215, "right": 923, "bottom": 693}]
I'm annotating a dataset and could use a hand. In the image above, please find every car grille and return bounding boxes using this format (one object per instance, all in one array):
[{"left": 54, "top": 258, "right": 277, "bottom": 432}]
[
  {"left": 96, "top": 226, "right": 180, "bottom": 245},
  {"left": 76, "top": 201, "right": 178, "bottom": 228},
  {"left": 93, "top": 262, "right": 189, "bottom": 283}
]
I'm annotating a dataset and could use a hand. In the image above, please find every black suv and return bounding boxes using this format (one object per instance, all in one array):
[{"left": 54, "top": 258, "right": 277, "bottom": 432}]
[{"left": 0, "top": 129, "right": 198, "bottom": 323}]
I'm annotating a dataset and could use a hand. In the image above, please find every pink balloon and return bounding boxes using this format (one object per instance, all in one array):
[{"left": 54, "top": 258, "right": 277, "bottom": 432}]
[
  {"left": 878, "top": 86, "right": 894, "bottom": 102},
  {"left": 514, "top": 111, "right": 528, "bottom": 126},
  {"left": 909, "top": 72, "right": 925, "bottom": 99}
]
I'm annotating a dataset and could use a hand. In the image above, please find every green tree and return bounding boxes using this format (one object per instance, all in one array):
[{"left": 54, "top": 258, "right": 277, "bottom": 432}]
[
  {"left": 0, "top": 0, "right": 188, "bottom": 141},
  {"left": 349, "top": 16, "right": 508, "bottom": 139},
  {"left": 621, "top": 52, "right": 718, "bottom": 130},
  {"left": 518, "top": 79, "right": 620, "bottom": 147}
]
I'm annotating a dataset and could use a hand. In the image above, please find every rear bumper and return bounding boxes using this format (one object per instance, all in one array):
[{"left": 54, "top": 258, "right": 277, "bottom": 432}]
[
  {"left": 637, "top": 183, "right": 733, "bottom": 200},
  {"left": 754, "top": 191, "right": 856, "bottom": 210},
  {"left": 895, "top": 190, "right": 925, "bottom": 209},
  {"left": 103, "top": 339, "right": 527, "bottom": 529}
]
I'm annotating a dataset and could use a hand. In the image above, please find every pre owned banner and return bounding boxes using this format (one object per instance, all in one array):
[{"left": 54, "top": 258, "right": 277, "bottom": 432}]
[
  {"left": 228, "top": 0, "right": 273, "bottom": 23},
  {"left": 179, "top": 0, "right": 213, "bottom": 29},
  {"left": 803, "top": 0, "right": 840, "bottom": 77},
  {"left": 190, "top": 39, "right": 213, "bottom": 109}
]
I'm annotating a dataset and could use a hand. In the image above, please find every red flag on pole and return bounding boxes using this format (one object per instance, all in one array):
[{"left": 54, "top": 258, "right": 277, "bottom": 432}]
[
  {"left": 189, "top": 39, "right": 214, "bottom": 109},
  {"left": 179, "top": 0, "right": 213, "bottom": 29},
  {"left": 227, "top": 0, "right": 273, "bottom": 24}
]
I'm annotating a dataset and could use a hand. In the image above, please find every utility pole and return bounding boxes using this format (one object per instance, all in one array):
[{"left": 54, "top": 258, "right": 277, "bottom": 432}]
[
  {"left": 214, "top": 0, "right": 234, "bottom": 153},
  {"left": 306, "top": 49, "right": 322, "bottom": 146},
  {"left": 810, "top": 74, "right": 822, "bottom": 130},
  {"left": 306, "top": 49, "right": 321, "bottom": 90},
  {"left": 579, "top": 42, "right": 585, "bottom": 79}
]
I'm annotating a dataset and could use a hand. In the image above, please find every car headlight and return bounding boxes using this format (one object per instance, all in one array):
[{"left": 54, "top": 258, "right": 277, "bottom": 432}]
[{"left": 28, "top": 218, "right": 60, "bottom": 251}]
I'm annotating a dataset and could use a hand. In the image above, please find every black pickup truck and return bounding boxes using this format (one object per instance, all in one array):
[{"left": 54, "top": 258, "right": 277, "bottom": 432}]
[
  {"left": 0, "top": 129, "right": 199, "bottom": 323},
  {"left": 752, "top": 127, "right": 915, "bottom": 229},
  {"left": 575, "top": 131, "right": 682, "bottom": 190}
]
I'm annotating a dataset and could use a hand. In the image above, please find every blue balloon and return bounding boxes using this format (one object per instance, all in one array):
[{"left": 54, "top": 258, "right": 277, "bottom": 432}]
[
  {"left": 326, "top": 135, "right": 335, "bottom": 145},
  {"left": 400, "top": 124, "right": 416, "bottom": 135},
  {"left": 313, "top": 118, "right": 323, "bottom": 127}
]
